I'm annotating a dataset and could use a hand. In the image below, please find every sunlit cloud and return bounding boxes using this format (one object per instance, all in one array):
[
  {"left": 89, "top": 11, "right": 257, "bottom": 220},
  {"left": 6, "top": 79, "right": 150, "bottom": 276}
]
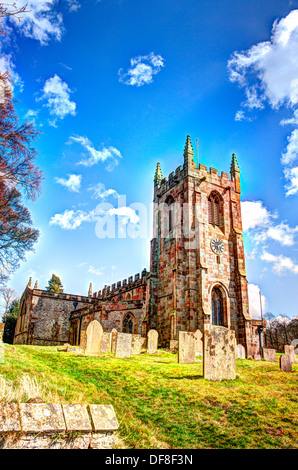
[
  {"left": 38, "top": 75, "right": 76, "bottom": 126},
  {"left": 118, "top": 52, "right": 165, "bottom": 86},
  {"left": 55, "top": 174, "right": 82, "bottom": 192}
]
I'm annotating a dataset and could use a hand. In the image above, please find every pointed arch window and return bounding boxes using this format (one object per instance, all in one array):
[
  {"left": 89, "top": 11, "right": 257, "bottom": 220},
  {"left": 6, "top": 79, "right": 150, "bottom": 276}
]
[
  {"left": 211, "top": 287, "right": 224, "bottom": 326},
  {"left": 208, "top": 192, "right": 220, "bottom": 226},
  {"left": 164, "top": 195, "right": 175, "bottom": 234},
  {"left": 122, "top": 312, "right": 135, "bottom": 334}
]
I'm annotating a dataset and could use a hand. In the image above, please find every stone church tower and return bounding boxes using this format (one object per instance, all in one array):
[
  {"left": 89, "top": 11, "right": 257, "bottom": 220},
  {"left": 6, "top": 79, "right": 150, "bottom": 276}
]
[{"left": 149, "top": 135, "right": 252, "bottom": 353}]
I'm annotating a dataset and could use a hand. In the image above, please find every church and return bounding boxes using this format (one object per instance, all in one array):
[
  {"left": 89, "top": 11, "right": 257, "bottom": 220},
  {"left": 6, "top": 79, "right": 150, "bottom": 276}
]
[{"left": 14, "top": 135, "right": 262, "bottom": 357}]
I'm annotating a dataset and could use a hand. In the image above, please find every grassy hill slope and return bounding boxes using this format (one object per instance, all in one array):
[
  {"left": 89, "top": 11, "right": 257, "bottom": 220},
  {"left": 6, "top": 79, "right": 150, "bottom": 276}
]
[{"left": 0, "top": 344, "right": 297, "bottom": 449}]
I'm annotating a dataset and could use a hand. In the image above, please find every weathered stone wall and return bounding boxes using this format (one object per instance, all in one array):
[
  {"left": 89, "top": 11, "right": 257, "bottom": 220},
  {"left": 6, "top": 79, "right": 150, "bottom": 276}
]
[
  {"left": 71, "top": 300, "right": 146, "bottom": 349},
  {"left": 14, "top": 287, "right": 95, "bottom": 346},
  {"left": 0, "top": 403, "right": 119, "bottom": 449}
]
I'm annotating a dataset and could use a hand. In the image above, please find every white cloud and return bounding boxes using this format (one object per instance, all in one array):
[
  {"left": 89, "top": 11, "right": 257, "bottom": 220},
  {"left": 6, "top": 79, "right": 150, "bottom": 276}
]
[
  {"left": 284, "top": 166, "right": 298, "bottom": 196},
  {"left": 265, "top": 222, "right": 298, "bottom": 246},
  {"left": 281, "top": 128, "right": 298, "bottom": 165},
  {"left": 242, "top": 200, "right": 298, "bottom": 247},
  {"left": 69, "top": 135, "right": 122, "bottom": 171},
  {"left": 118, "top": 52, "right": 165, "bottom": 87},
  {"left": 88, "top": 183, "right": 119, "bottom": 200},
  {"left": 228, "top": 10, "right": 298, "bottom": 109},
  {"left": 241, "top": 200, "right": 273, "bottom": 231},
  {"left": 235, "top": 110, "right": 246, "bottom": 121},
  {"left": 49, "top": 209, "right": 98, "bottom": 230},
  {"left": 8, "top": 0, "right": 64, "bottom": 45},
  {"left": 248, "top": 283, "right": 267, "bottom": 319},
  {"left": 38, "top": 75, "right": 76, "bottom": 124},
  {"left": 55, "top": 174, "right": 82, "bottom": 192},
  {"left": 88, "top": 265, "right": 104, "bottom": 276},
  {"left": 261, "top": 250, "right": 298, "bottom": 275},
  {"left": 228, "top": 9, "right": 298, "bottom": 193},
  {"left": 65, "top": 0, "right": 81, "bottom": 12},
  {"left": 107, "top": 207, "right": 140, "bottom": 225}
]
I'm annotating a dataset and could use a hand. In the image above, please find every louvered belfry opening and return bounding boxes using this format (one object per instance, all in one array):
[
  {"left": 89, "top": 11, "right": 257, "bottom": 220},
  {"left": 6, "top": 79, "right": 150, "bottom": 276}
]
[{"left": 208, "top": 192, "right": 220, "bottom": 226}]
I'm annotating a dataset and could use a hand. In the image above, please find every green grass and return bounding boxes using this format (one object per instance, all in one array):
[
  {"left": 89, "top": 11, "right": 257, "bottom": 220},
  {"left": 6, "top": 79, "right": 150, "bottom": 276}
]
[{"left": 0, "top": 344, "right": 297, "bottom": 449}]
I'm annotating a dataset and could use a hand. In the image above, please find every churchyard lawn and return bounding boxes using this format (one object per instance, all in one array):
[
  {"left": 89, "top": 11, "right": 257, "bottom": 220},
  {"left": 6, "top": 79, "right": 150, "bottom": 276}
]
[{"left": 0, "top": 344, "right": 297, "bottom": 449}]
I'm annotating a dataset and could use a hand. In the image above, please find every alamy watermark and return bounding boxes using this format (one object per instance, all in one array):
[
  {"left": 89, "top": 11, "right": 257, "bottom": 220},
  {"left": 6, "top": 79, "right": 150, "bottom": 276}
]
[{"left": 94, "top": 195, "right": 202, "bottom": 247}]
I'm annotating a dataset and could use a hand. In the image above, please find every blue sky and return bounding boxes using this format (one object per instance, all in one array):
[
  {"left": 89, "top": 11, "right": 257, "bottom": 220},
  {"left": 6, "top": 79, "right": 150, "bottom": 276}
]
[{"left": 1, "top": 0, "right": 298, "bottom": 319}]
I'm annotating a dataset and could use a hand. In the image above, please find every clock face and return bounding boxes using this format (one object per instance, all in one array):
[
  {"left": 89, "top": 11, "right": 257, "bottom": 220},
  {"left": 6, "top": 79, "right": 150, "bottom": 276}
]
[{"left": 211, "top": 238, "right": 224, "bottom": 255}]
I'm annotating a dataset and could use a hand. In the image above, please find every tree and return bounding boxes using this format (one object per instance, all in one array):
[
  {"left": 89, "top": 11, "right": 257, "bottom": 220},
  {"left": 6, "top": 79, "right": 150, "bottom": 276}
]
[
  {"left": 3, "top": 297, "right": 19, "bottom": 343},
  {"left": 0, "top": 69, "right": 42, "bottom": 284},
  {"left": 46, "top": 274, "right": 64, "bottom": 293},
  {"left": 0, "top": 286, "right": 17, "bottom": 321},
  {"left": 0, "top": 2, "right": 29, "bottom": 36}
]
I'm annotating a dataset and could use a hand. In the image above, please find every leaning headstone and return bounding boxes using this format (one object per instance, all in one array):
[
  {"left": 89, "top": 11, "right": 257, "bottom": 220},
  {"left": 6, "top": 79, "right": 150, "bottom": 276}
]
[
  {"left": 194, "top": 330, "right": 203, "bottom": 356},
  {"left": 131, "top": 335, "right": 143, "bottom": 355},
  {"left": 101, "top": 332, "right": 112, "bottom": 353},
  {"left": 254, "top": 354, "right": 262, "bottom": 361},
  {"left": 111, "top": 329, "right": 118, "bottom": 354},
  {"left": 237, "top": 344, "right": 246, "bottom": 359},
  {"left": 279, "top": 354, "right": 292, "bottom": 372},
  {"left": 284, "top": 345, "right": 296, "bottom": 363},
  {"left": 203, "top": 328, "right": 236, "bottom": 381},
  {"left": 263, "top": 348, "right": 276, "bottom": 362},
  {"left": 115, "top": 333, "right": 132, "bottom": 358},
  {"left": 147, "top": 329, "right": 158, "bottom": 354},
  {"left": 178, "top": 331, "right": 196, "bottom": 364},
  {"left": 84, "top": 320, "right": 103, "bottom": 356}
]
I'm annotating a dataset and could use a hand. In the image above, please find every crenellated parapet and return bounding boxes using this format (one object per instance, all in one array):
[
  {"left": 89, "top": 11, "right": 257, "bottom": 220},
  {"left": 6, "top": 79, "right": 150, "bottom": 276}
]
[
  {"left": 95, "top": 268, "right": 149, "bottom": 300},
  {"left": 154, "top": 147, "right": 235, "bottom": 200}
]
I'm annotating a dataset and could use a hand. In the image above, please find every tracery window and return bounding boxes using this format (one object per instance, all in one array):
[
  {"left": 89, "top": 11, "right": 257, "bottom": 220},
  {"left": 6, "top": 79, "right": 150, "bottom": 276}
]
[
  {"left": 122, "top": 312, "right": 135, "bottom": 334},
  {"left": 211, "top": 287, "right": 224, "bottom": 326}
]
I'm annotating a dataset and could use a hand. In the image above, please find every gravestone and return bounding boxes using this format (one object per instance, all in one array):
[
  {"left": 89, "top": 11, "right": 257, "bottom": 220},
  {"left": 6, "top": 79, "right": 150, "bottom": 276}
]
[
  {"left": 131, "top": 335, "right": 143, "bottom": 355},
  {"left": 147, "top": 329, "right": 158, "bottom": 354},
  {"left": 169, "top": 340, "right": 178, "bottom": 353},
  {"left": 111, "top": 329, "right": 118, "bottom": 354},
  {"left": 291, "top": 339, "right": 298, "bottom": 355},
  {"left": 101, "top": 332, "right": 112, "bottom": 353},
  {"left": 194, "top": 330, "right": 203, "bottom": 356},
  {"left": 263, "top": 348, "right": 276, "bottom": 362},
  {"left": 279, "top": 354, "right": 292, "bottom": 372},
  {"left": 254, "top": 354, "right": 262, "bottom": 360},
  {"left": 178, "top": 331, "right": 196, "bottom": 364},
  {"left": 115, "top": 333, "right": 132, "bottom": 358},
  {"left": 203, "top": 328, "right": 236, "bottom": 381},
  {"left": 237, "top": 344, "right": 246, "bottom": 359},
  {"left": 285, "top": 345, "right": 296, "bottom": 363},
  {"left": 85, "top": 320, "right": 103, "bottom": 356}
]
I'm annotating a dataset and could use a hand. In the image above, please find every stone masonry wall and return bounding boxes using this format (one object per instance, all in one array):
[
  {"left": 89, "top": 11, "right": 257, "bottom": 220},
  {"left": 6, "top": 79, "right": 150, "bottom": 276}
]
[
  {"left": 0, "top": 403, "right": 119, "bottom": 449},
  {"left": 14, "top": 287, "right": 95, "bottom": 346}
]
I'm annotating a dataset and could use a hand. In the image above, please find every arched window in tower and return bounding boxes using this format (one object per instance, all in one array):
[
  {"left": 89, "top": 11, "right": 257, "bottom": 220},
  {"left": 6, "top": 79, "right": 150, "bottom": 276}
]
[
  {"left": 208, "top": 192, "right": 220, "bottom": 226},
  {"left": 165, "top": 196, "right": 175, "bottom": 233},
  {"left": 122, "top": 312, "right": 135, "bottom": 334},
  {"left": 211, "top": 287, "right": 224, "bottom": 326}
]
